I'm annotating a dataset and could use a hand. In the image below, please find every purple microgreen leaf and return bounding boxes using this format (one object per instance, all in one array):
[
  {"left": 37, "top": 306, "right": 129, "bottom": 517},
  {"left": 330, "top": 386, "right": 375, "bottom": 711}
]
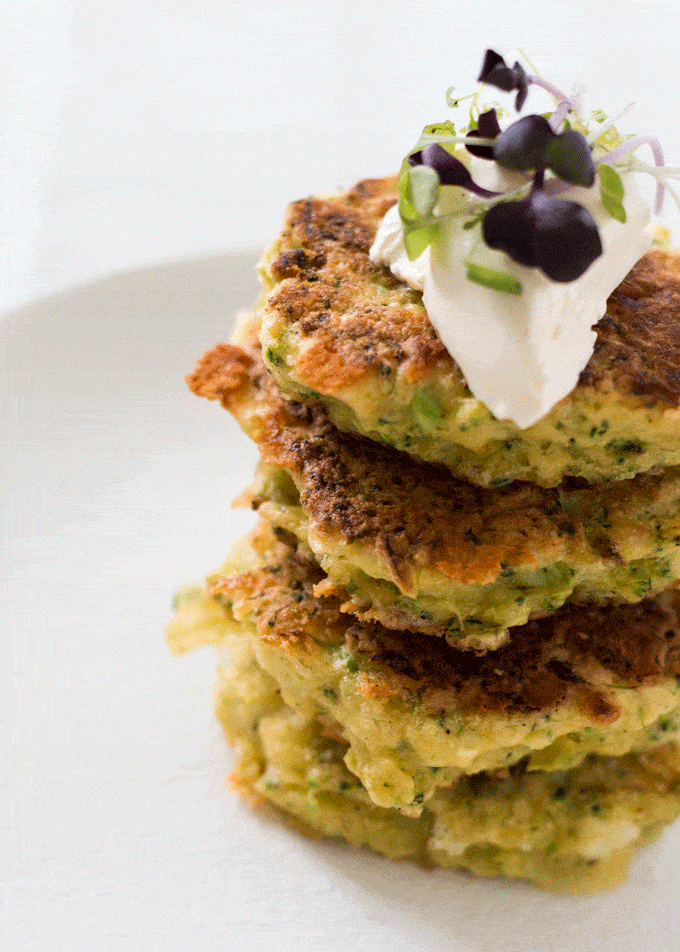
[
  {"left": 482, "top": 199, "right": 540, "bottom": 268},
  {"left": 482, "top": 191, "right": 603, "bottom": 282},
  {"left": 409, "top": 144, "right": 470, "bottom": 186},
  {"left": 598, "top": 164, "right": 626, "bottom": 223},
  {"left": 477, "top": 49, "right": 528, "bottom": 111},
  {"left": 410, "top": 144, "right": 502, "bottom": 197},
  {"left": 532, "top": 196, "right": 602, "bottom": 281},
  {"left": 494, "top": 116, "right": 595, "bottom": 188},
  {"left": 493, "top": 114, "right": 555, "bottom": 171},
  {"left": 513, "top": 72, "right": 529, "bottom": 112},
  {"left": 465, "top": 109, "right": 502, "bottom": 160},
  {"left": 466, "top": 261, "right": 522, "bottom": 295},
  {"left": 544, "top": 130, "right": 595, "bottom": 187},
  {"left": 478, "top": 50, "right": 506, "bottom": 84}
]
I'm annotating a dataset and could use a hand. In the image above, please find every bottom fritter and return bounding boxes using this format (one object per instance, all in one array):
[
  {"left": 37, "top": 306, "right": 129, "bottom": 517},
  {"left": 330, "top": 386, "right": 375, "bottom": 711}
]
[{"left": 213, "top": 624, "right": 680, "bottom": 894}]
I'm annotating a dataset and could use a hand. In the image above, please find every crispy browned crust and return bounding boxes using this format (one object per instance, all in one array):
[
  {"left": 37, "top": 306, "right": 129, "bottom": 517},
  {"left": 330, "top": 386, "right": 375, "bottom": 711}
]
[
  {"left": 187, "top": 338, "right": 583, "bottom": 586},
  {"left": 348, "top": 591, "right": 680, "bottom": 723},
  {"left": 215, "top": 529, "right": 680, "bottom": 723},
  {"left": 579, "top": 248, "right": 680, "bottom": 405},
  {"left": 264, "top": 177, "right": 680, "bottom": 405},
  {"left": 213, "top": 538, "right": 346, "bottom": 653},
  {"left": 266, "top": 177, "right": 450, "bottom": 391},
  {"left": 185, "top": 341, "right": 256, "bottom": 408}
]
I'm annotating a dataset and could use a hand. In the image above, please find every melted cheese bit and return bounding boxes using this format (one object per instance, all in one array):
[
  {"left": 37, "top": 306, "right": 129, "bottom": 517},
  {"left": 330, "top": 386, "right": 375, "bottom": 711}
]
[{"left": 370, "top": 158, "right": 652, "bottom": 429}]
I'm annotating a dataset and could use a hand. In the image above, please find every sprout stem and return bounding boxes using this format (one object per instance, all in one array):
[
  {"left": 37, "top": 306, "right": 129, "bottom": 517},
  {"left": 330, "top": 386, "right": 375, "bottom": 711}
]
[
  {"left": 528, "top": 74, "right": 570, "bottom": 105},
  {"left": 596, "top": 136, "right": 665, "bottom": 212},
  {"left": 445, "top": 88, "right": 476, "bottom": 108},
  {"left": 528, "top": 74, "right": 579, "bottom": 132},
  {"left": 586, "top": 103, "right": 636, "bottom": 145},
  {"left": 636, "top": 165, "right": 680, "bottom": 176},
  {"left": 541, "top": 177, "right": 572, "bottom": 197},
  {"left": 549, "top": 99, "right": 573, "bottom": 132},
  {"left": 629, "top": 159, "right": 680, "bottom": 213},
  {"left": 416, "top": 134, "right": 497, "bottom": 148}
]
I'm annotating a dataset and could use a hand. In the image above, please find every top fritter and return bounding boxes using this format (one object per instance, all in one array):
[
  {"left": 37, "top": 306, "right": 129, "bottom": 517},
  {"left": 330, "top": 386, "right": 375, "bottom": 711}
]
[{"left": 256, "top": 176, "right": 680, "bottom": 488}]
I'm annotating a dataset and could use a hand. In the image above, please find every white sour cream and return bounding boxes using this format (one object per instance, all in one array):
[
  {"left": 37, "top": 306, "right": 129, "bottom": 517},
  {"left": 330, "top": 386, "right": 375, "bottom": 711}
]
[{"left": 370, "top": 156, "right": 652, "bottom": 429}]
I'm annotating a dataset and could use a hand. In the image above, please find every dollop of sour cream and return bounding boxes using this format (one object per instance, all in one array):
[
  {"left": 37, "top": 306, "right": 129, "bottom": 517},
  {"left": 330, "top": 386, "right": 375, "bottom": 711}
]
[{"left": 370, "top": 155, "right": 652, "bottom": 429}]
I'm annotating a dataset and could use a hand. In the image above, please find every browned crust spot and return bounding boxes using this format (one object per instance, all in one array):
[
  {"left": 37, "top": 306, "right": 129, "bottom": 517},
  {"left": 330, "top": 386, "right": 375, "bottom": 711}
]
[
  {"left": 347, "top": 590, "right": 680, "bottom": 723},
  {"left": 579, "top": 247, "right": 680, "bottom": 406},
  {"left": 189, "top": 336, "right": 585, "bottom": 585},
  {"left": 264, "top": 177, "right": 680, "bottom": 406},
  {"left": 265, "top": 177, "right": 450, "bottom": 392},
  {"left": 218, "top": 529, "right": 680, "bottom": 721},
  {"left": 212, "top": 539, "right": 347, "bottom": 653},
  {"left": 186, "top": 343, "right": 255, "bottom": 407},
  {"left": 186, "top": 323, "right": 277, "bottom": 448}
]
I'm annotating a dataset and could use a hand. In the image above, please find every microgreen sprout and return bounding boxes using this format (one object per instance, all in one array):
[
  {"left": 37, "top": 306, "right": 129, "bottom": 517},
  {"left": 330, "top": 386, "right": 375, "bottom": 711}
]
[
  {"left": 397, "top": 48, "right": 674, "bottom": 292},
  {"left": 598, "top": 165, "right": 626, "bottom": 223},
  {"left": 465, "top": 109, "right": 502, "bottom": 159},
  {"left": 465, "top": 261, "right": 522, "bottom": 294},
  {"left": 408, "top": 144, "right": 501, "bottom": 196},
  {"left": 482, "top": 189, "right": 603, "bottom": 282},
  {"left": 477, "top": 49, "right": 529, "bottom": 111}
]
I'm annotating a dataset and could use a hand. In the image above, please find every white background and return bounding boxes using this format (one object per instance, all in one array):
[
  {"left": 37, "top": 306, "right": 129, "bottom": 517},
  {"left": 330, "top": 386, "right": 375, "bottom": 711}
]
[
  {"left": 3, "top": 0, "right": 680, "bottom": 313},
  {"left": 6, "top": 3, "right": 680, "bottom": 951}
]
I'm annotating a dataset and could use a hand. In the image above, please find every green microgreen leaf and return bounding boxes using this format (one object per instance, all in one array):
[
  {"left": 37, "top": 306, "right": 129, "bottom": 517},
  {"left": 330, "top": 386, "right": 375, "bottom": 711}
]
[
  {"left": 417, "top": 121, "right": 457, "bottom": 148},
  {"left": 398, "top": 158, "right": 419, "bottom": 222},
  {"left": 465, "top": 261, "right": 522, "bottom": 295},
  {"left": 408, "top": 163, "right": 440, "bottom": 217},
  {"left": 463, "top": 209, "right": 486, "bottom": 231},
  {"left": 403, "top": 223, "right": 438, "bottom": 260},
  {"left": 598, "top": 164, "right": 626, "bottom": 222},
  {"left": 398, "top": 156, "right": 440, "bottom": 260}
]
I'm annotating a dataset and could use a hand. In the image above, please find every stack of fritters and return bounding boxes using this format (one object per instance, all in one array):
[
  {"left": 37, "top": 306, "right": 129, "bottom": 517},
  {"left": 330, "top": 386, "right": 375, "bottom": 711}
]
[{"left": 168, "top": 177, "right": 680, "bottom": 892}]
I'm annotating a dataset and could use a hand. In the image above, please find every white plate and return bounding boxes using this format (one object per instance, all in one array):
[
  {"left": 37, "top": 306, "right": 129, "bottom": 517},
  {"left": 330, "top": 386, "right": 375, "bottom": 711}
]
[{"left": 6, "top": 253, "right": 680, "bottom": 952}]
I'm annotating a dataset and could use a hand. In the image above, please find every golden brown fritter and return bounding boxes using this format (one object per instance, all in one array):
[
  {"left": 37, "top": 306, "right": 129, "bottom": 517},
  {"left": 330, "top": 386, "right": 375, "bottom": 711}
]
[
  {"left": 255, "top": 177, "right": 680, "bottom": 487},
  {"left": 213, "top": 526, "right": 680, "bottom": 721},
  {"left": 580, "top": 249, "right": 680, "bottom": 405},
  {"left": 347, "top": 593, "right": 680, "bottom": 722},
  {"left": 266, "top": 177, "right": 680, "bottom": 404}
]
